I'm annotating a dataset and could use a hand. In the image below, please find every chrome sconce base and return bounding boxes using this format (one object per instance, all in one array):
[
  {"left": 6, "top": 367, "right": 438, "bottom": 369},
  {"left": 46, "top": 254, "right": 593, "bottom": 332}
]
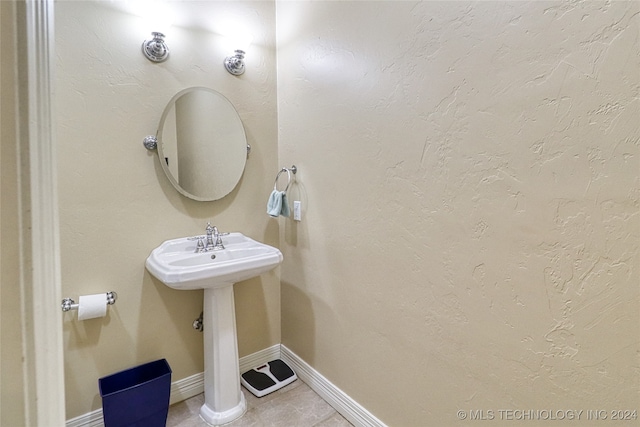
[
  {"left": 224, "top": 50, "right": 246, "bottom": 75},
  {"left": 142, "top": 32, "right": 169, "bottom": 63},
  {"left": 141, "top": 32, "right": 249, "bottom": 76}
]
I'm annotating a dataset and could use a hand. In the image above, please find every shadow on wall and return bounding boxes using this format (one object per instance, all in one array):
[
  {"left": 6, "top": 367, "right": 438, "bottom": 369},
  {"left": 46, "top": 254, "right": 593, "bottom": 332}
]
[
  {"left": 282, "top": 173, "right": 308, "bottom": 248},
  {"left": 139, "top": 272, "right": 205, "bottom": 377},
  {"left": 234, "top": 275, "right": 276, "bottom": 356},
  {"left": 281, "top": 280, "right": 316, "bottom": 363},
  {"left": 63, "top": 301, "right": 137, "bottom": 413}
]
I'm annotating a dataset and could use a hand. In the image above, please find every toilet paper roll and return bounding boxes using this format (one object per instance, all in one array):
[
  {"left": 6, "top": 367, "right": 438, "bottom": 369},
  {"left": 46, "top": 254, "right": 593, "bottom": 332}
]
[{"left": 78, "top": 293, "right": 107, "bottom": 320}]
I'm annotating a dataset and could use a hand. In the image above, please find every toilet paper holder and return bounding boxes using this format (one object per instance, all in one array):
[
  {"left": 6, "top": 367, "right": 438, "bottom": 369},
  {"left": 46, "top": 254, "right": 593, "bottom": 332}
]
[{"left": 61, "top": 291, "right": 117, "bottom": 312}]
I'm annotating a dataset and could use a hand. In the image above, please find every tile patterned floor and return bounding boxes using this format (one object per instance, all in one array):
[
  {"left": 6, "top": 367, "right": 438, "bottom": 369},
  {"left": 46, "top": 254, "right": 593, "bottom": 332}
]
[{"left": 167, "top": 379, "right": 353, "bottom": 427}]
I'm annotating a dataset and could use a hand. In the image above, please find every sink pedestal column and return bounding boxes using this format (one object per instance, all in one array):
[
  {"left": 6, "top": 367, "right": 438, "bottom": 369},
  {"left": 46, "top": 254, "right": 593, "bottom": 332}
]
[{"left": 199, "top": 285, "right": 246, "bottom": 425}]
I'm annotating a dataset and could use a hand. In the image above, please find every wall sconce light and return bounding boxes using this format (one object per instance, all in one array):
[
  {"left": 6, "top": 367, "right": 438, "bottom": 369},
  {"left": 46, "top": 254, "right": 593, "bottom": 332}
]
[
  {"left": 142, "top": 32, "right": 169, "bottom": 63},
  {"left": 224, "top": 50, "right": 246, "bottom": 75},
  {"left": 222, "top": 32, "right": 252, "bottom": 76}
]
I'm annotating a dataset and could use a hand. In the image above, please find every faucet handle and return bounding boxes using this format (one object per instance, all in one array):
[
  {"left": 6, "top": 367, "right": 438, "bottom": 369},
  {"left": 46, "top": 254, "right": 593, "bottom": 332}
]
[{"left": 195, "top": 237, "right": 205, "bottom": 253}]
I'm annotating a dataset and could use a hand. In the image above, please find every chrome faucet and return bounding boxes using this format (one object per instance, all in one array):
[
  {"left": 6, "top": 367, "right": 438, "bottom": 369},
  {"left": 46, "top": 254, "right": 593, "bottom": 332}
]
[
  {"left": 196, "top": 222, "right": 225, "bottom": 252},
  {"left": 205, "top": 223, "right": 215, "bottom": 249}
]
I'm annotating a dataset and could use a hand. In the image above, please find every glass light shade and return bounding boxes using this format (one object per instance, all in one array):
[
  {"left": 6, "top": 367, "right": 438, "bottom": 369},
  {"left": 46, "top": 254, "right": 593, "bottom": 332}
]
[
  {"left": 141, "top": 1, "right": 174, "bottom": 34},
  {"left": 223, "top": 33, "right": 253, "bottom": 53}
]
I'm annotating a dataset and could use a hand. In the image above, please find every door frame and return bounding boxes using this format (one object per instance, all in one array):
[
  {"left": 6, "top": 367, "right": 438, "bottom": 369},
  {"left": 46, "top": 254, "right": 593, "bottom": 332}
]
[{"left": 18, "top": 0, "right": 65, "bottom": 424}]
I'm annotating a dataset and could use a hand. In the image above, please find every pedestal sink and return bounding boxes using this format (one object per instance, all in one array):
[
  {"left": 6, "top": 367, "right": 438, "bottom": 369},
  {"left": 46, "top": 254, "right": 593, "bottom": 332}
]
[{"left": 145, "top": 232, "right": 283, "bottom": 425}]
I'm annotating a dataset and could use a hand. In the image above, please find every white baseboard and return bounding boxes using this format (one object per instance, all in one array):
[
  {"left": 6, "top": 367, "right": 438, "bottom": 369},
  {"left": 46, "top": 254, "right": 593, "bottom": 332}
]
[
  {"left": 281, "top": 345, "right": 387, "bottom": 427},
  {"left": 66, "top": 344, "right": 385, "bottom": 427},
  {"left": 169, "top": 371, "right": 204, "bottom": 405},
  {"left": 65, "top": 409, "right": 104, "bottom": 427},
  {"left": 66, "top": 345, "right": 281, "bottom": 427},
  {"left": 240, "top": 343, "right": 281, "bottom": 373}
]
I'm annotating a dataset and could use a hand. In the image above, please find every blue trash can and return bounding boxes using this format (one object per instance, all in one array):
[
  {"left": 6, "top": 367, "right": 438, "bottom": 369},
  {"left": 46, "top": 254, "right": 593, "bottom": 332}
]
[{"left": 99, "top": 359, "right": 172, "bottom": 427}]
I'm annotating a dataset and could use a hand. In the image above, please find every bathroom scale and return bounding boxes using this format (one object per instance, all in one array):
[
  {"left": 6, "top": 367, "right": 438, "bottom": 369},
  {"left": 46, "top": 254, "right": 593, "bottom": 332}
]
[{"left": 241, "top": 359, "right": 297, "bottom": 397}]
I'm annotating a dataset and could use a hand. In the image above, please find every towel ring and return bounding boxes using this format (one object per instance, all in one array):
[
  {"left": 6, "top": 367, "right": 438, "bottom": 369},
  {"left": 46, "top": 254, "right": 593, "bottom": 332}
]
[{"left": 274, "top": 165, "right": 297, "bottom": 192}]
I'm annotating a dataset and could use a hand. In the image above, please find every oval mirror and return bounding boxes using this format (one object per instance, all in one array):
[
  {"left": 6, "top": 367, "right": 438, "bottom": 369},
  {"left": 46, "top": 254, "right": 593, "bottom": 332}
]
[{"left": 156, "top": 87, "right": 248, "bottom": 201}]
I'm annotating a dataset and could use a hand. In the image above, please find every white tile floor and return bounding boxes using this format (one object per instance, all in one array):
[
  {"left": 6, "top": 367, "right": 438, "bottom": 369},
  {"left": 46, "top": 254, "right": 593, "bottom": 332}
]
[{"left": 167, "top": 379, "right": 353, "bottom": 427}]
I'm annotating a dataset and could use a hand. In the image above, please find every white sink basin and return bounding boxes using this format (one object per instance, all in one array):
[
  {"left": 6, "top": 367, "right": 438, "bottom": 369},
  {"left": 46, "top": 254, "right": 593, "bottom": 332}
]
[
  {"left": 145, "top": 232, "right": 283, "bottom": 289},
  {"left": 146, "top": 230, "right": 283, "bottom": 425}
]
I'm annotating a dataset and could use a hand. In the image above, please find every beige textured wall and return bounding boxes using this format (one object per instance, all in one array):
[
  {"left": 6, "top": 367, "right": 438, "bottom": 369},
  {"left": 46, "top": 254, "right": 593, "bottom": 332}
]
[
  {"left": 277, "top": 1, "right": 639, "bottom": 426},
  {"left": 55, "top": 1, "right": 278, "bottom": 419}
]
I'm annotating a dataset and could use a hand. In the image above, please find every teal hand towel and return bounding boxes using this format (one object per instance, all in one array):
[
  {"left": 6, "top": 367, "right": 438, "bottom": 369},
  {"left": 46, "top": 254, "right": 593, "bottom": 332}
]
[
  {"left": 267, "top": 190, "right": 290, "bottom": 217},
  {"left": 281, "top": 192, "right": 290, "bottom": 217},
  {"left": 267, "top": 190, "right": 282, "bottom": 217}
]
